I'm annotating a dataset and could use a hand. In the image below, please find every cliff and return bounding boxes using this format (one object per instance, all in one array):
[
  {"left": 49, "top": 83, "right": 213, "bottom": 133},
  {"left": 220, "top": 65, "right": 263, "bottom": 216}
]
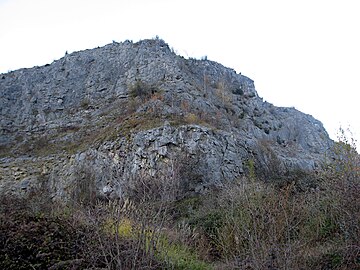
[{"left": 0, "top": 38, "right": 333, "bottom": 202}]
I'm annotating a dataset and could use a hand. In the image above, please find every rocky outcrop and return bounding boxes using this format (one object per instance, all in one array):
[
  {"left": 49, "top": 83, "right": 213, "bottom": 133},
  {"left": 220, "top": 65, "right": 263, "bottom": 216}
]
[{"left": 0, "top": 38, "right": 334, "bottom": 202}]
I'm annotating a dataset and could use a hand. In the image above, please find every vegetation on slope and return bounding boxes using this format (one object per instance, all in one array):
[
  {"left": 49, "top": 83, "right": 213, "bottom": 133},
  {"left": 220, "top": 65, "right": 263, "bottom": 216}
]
[{"left": 1, "top": 134, "right": 359, "bottom": 270}]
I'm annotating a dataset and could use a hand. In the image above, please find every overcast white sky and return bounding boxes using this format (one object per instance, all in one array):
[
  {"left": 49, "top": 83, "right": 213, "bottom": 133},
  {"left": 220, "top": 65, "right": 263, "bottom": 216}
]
[{"left": 1, "top": 0, "right": 359, "bottom": 148}]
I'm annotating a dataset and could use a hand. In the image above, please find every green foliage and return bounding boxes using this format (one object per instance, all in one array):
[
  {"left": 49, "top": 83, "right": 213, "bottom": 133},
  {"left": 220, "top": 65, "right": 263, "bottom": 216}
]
[
  {"left": 319, "top": 217, "right": 338, "bottom": 238},
  {"left": 246, "top": 158, "right": 256, "bottom": 181},
  {"left": 190, "top": 210, "right": 224, "bottom": 240},
  {"left": 176, "top": 168, "right": 359, "bottom": 269},
  {"left": 159, "top": 241, "right": 212, "bottom": 270},
  {"left": 172, "top": 196, "right": 202, "bottom": 218},
  {"left": 103, "top": 217, "right": 134, "bottom": 238},
  {"left": 328, "top": 252, "right": 343, "bottom": 268}
]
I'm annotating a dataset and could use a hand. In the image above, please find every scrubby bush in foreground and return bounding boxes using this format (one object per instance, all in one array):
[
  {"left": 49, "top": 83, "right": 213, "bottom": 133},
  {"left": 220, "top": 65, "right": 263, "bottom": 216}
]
[{"left": 1, "top": 133, "right": 359, "bottom": 269}]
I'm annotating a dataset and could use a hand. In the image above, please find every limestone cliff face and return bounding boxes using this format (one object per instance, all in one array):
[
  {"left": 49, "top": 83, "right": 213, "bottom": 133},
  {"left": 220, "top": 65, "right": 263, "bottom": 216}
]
[{"left": 0, "top": 39, "right": 333, "bottom": 202}]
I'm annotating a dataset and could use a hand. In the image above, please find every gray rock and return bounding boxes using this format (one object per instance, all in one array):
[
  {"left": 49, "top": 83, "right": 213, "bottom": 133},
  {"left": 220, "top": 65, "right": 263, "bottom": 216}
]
[{"left": 0, "top": 38, "right": 334, "bottom": 202}]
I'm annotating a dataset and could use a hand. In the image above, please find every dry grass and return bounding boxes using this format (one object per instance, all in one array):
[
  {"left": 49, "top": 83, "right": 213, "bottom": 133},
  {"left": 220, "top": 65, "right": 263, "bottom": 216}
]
[{"left": 1, "top": 131, "right": 359, "bottom": 270}]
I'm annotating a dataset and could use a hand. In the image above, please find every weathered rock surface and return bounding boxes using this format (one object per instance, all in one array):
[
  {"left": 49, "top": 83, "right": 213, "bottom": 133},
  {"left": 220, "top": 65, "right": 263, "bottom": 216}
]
[{"left": 0, "top": 38, "right": 333, "bottom": 202}]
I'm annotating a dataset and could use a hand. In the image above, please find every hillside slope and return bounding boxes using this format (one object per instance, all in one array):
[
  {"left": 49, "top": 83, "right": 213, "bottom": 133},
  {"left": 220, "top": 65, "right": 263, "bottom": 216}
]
[{"left": 0, "top": 38, "right": 333, "bottom": 202}]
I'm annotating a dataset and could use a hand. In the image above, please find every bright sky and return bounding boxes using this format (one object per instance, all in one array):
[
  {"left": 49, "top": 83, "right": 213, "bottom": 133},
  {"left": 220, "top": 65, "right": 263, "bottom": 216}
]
[{"left": 1, "top": 0, "right": 359, "bottom": 148}]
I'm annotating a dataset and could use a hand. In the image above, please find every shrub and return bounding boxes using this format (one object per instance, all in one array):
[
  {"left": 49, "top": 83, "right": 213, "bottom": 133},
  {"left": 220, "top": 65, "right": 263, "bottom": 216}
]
[
  {"left": 0, "top": 198, "right": 91, "bottom": 270},
  {"left": 1, "top": 129, "right": 359, "bottom": 270},
  {"left": 129, "top": 79, "right": 158, "bottom": 101},
  {"left": 80, "top": 97, "right": 90, "bottom": 109},
  {"left": 180, "top": 164, "right": 359, "bottom": 269},
  {"left": 184, "top": 113, "right": 199, "bottom": 124}
]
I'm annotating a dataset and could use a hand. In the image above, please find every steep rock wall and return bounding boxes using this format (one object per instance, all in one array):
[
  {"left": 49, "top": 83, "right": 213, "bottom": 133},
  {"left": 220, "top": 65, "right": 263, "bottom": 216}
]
[{"left": 0, "top": 39, "right": 333, "bottom": 201}]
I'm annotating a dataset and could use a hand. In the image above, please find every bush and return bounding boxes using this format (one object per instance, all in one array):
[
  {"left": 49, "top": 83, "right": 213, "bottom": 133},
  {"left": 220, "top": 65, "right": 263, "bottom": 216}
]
[
  {"left": 129, "top": 79, "right": 157, "bottom": 101},
  {"left": 0, "top": 197, "right": 166, "bottom": 269},
  {"left": 1, "top": 129, "right": 359, "bottom": 269},
  {"left": 0, "top": 199, "right": 90, "bottom": 270}
]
